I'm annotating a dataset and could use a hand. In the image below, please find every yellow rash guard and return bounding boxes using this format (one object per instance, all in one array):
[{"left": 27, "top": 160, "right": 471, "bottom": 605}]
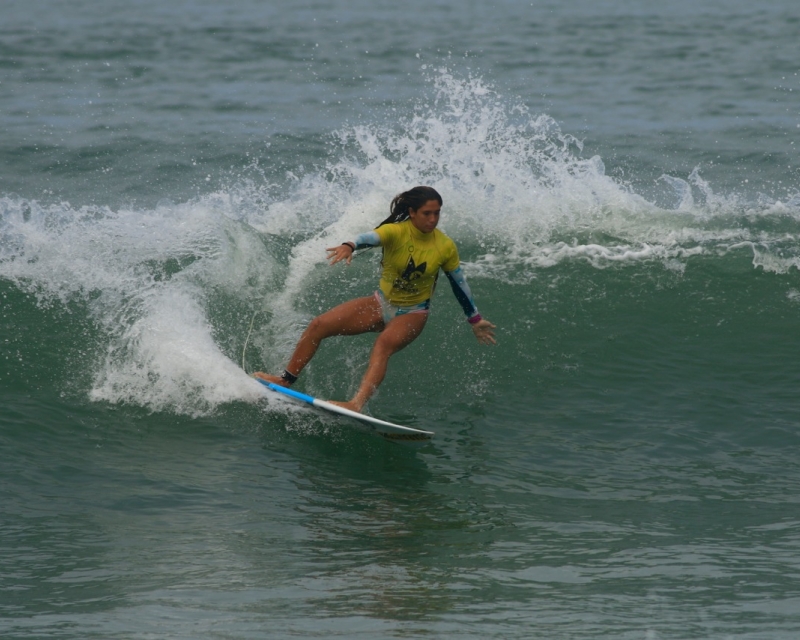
[
  {"left": 373, "top": 219, "right": 460, "bottom": 306},
  {"left": 350, "top": 220, "right": 481, "bottom": 321}
]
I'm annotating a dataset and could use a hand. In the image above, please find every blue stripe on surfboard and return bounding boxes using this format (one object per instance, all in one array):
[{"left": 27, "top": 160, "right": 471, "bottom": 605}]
[{"left": 255, "top": 379, "right": 315, "bottom": 404}]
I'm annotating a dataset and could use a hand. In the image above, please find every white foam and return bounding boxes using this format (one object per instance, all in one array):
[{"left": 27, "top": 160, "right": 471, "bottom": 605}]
[
  {"left": 89, "top": 287, "right": 261, "bottom": 416},
  {"left": 2, "top": 68, "right": 800, "bottom": 415},
  {"left": 0, "top": 196, "right": 278, "bottom": 415}
]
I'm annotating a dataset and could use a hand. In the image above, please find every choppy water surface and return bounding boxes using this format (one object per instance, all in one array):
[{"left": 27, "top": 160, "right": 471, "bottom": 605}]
[{"left": 2, "top": 1, "right": 800, "bottom": 638}]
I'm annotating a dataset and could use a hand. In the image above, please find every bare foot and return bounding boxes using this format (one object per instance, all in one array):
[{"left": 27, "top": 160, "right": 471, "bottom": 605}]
[
  {"left": 328, "top": 400, "right": 362, "bottom": 413},
  {"left": 253, "top": 372, "right": 289, "bottom": 387}
]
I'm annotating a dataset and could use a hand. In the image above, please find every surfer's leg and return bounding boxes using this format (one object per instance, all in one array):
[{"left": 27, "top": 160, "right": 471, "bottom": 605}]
[
  {"left": 254, "top": 296, "right": 383, "bottom": 386},
  {"left": 339, "top": 312, "right": 428, "bottom": 411}
]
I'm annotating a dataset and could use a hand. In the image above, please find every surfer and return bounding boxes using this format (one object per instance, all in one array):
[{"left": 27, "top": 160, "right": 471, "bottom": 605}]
[{"left": 254, "top": 186, "right": 496, "bottom": 412}]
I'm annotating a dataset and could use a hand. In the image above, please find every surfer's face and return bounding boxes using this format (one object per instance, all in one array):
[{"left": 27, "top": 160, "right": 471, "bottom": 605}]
[{"left": 408, "top": 199, "right": 441, "bottom": 234}]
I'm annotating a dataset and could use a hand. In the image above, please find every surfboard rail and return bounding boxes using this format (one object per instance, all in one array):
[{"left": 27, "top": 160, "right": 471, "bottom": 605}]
[{"left": 254, "top": 378, "right": 434, "bottom": 442}]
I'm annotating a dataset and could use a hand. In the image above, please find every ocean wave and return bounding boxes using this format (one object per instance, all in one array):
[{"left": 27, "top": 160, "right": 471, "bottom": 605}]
[{"left": 2, "top": 69, "right": 799, "bottom": 415}]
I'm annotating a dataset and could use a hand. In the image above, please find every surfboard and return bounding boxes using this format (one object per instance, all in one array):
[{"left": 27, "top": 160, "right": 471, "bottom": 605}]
[{"left": 254, "top": 378, "right": 434, "bottom": 443}]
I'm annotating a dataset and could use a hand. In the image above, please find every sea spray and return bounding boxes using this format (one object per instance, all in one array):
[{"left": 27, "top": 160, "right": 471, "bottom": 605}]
[
  {"left": 2, "top": 69, "right": 799, "bottom": 417},
  {"left": 0, "top": 196, "right": 272, "bottom": 414}
]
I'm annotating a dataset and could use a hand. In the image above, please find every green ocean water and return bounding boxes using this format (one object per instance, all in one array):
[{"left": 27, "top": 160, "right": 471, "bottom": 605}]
[{"left": 3, "top": 1, "right": 800, "bottom": 638}]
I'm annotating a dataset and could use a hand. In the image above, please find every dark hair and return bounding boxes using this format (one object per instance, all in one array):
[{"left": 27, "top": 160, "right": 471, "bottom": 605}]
[{"left": 377, "top": 186, "right": 443, "bottom": 227}]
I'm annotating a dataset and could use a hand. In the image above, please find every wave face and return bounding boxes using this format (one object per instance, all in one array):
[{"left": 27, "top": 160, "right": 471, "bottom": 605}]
[
  {"left": 3, "top": 70, "right": 799, "bottom": 417},
  {"left": 3, "top": 2, "right": 800, "bottom": 638}
]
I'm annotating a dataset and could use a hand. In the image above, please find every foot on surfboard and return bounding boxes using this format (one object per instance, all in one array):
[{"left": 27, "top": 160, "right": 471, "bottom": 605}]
[
  {"left": 253, "top": 372, "right": 290, "bottom": 387},
  {"left": 328, "top": 399, "right": 362, "bottom": 413}
]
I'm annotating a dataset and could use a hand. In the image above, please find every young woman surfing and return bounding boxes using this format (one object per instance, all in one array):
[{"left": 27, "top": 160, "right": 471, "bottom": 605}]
[{"left": 254, "top": 186, "right": 496, "bottom": 412}]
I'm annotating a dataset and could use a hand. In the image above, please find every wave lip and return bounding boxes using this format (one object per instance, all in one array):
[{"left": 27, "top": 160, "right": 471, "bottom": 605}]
[{"left": 3, "top": 69, "right": 800, "bottom": 416}]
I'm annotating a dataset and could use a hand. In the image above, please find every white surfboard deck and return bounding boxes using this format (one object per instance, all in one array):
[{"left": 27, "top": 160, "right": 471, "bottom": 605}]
[{"left": 255, "top": 378, "right": 434, "bottom": 444}]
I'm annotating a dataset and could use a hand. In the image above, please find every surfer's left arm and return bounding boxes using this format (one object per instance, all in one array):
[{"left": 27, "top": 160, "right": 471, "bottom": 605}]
[
  {"left": 326, "top": 231, "right": 381, "bottom": 265},
  {"left": 445, "top": 266, "right": 497, "bottom": 345}
]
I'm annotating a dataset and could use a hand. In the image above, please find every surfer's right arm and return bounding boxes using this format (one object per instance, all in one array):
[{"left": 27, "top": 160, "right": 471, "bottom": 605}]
[{"left": 326, "top": 231, "right": 381, "bottom": 265}]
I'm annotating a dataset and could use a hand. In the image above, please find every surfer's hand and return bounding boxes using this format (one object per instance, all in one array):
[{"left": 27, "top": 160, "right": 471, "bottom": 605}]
[
  {"left": 472, "top": 319, "right": 497, "bottom": 345},
  {"left": 326, "top": 244, "right": 354, "bottom": 265}
]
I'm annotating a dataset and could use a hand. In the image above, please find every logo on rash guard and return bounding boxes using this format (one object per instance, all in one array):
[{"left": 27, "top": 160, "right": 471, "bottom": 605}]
[{"left": 393, "top": 256, "right": 427, "bottom": 293}]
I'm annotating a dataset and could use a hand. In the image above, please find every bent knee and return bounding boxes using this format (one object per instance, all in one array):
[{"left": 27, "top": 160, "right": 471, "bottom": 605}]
[
  {"left": 373, "top": 330, "right": 418, "bottom": 355},
  {"left": 303, "top": 315, "right": 332, "bottom": 340},
  {"left": 306, "top": 316, "right": 324, "bottom": 332}
]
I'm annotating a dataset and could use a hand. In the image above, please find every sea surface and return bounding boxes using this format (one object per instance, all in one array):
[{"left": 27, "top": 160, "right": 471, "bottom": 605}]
[{"left": 2, "top": 1, "right": 800, "bottom": 638}]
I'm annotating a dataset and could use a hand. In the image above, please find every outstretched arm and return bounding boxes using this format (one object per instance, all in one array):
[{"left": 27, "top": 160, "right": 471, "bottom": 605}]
[
  {"left": 445, "top": 267, "right": 497, "bottom": 345},
  {"left": 326, "top": 231, "right": 381, "bottom": 265}
]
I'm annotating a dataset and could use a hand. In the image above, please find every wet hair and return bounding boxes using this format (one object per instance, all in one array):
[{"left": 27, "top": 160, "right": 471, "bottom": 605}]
[{"left": 377, "top": 186, "right": 443, "bottom": 227}]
